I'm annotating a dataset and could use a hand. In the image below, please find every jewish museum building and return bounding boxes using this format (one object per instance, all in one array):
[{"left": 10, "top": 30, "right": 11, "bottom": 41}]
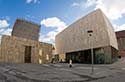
[
  {"left": 55, "top": 9, "right": 118, "bottom": 64},
  {"left": 0, "top": 19, "right": 52, "bottom": 64}
]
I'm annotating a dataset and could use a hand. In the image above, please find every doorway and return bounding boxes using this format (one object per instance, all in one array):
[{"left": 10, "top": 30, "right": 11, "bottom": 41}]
[{"left": 25, "top": 46, "right": 32, "bottom": 63}]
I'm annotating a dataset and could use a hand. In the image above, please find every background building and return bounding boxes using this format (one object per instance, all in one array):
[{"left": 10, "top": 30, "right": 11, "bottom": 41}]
[
  {"left": 55, "top": 9, "right": 118, "bottom": 64},
  {"left": 116, "top": 30, "right": 125, "bottom": 57},
  {"left": 0, "top": 19, "right": 52, "bottom": 64}
]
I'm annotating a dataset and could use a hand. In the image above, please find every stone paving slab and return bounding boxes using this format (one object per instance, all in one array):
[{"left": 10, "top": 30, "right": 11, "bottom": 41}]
[{"left": 0, "top": 58, "right": 125, "bottom": 82}]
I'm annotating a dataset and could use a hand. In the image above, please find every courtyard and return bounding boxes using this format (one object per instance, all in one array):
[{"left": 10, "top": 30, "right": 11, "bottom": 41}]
[{"left": 0, "top": 58, "right": 125, "bottom": 82}]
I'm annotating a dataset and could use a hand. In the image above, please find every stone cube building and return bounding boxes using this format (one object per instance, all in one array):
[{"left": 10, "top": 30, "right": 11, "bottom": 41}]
[
  {"left": 0, "top": 19, "right": 52, "bottom": 64},
  {"left": 55, "top": 9, "right": 118, "bottom": 64},
  {"left": 12, "top": 19, "right": 40, "bottom": 41}
]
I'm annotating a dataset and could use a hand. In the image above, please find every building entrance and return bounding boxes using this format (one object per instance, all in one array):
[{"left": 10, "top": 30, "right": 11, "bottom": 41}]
[
  {"left": 66, "top": 48, "right": 105, "bottom": 64},
  {"left": 25, "top": 46, "right": 31, "bottom": 63},
  {"left": 66, "top": 50, "right": 91, "bottom": 64}
]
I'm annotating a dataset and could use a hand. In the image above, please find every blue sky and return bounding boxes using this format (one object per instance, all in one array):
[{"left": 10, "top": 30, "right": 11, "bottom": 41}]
[{"left": 0, "top": 0, "right": 125, "bottom": 44}]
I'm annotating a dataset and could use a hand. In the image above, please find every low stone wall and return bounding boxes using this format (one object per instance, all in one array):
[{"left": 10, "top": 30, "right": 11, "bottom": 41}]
[{"left": 0, "top": 35, "right": 52, "bottom": 64}]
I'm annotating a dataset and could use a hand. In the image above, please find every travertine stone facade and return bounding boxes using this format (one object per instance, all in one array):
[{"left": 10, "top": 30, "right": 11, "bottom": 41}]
[
  {"left": 55, "top": 9, "right": 118, "bottom": 54},
  {"left": 55, "top": 9, "right": 118, "bottom": 64},
  {"left": 0, "top": 35, "right": 52, "bottom": 64},
  {"left": 12, "top": 19, "right": 40, "bottom": 41}
]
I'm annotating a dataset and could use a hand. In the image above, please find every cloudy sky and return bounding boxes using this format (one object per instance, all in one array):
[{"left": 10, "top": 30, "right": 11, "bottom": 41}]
[{"left": 0, "top": 0, "right": 125, "bottom": 44}]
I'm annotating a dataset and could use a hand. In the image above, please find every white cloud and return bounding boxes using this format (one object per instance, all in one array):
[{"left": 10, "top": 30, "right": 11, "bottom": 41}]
[
  {"left": 93, "top": 0, "right": 125, "bottom": 31},
  {"left": 41, "top": 17, "right": 67, "bottom": 32},
  {"left": 95, "top": 0, "right": 125, "bottom": 20},
  {"left": 84, "top": 0, "right": 125, "bottom": 20},
  {"left": 0, "top": 29, "right": 4, "bottom": 33},
  {"left": 26, "top": 0, "right": 40, "bottom": 4},
  {"left": 39, "top": 31, "right": 57, "bottom": 43},
  {"left": 26, "top": 0, "right": 32, "bottom": 3},
  {"left": 114, "top": 24, "right": 125, "bottom": 31},
  {"left": 0, "top": 19, "right": 10, "bottom": 43},
  {"left": 71, "top": 2, "right": 80, "bottom": 7},
  {"left": 84, "top": 0, "right": 96, "bottom": 8},
  {"left": 2, "top": 28, "right": 12, "bottom": 36},
  {"left": 0, "top": 20, "right": 9, "bottom": 28},
  {"left": 40, "top": 17, "right": 67, "bottom": 44},
  {"left": 0, "top": 28, "right": 12, "bottom": 43},
  {"left": 83, "top": 0, "right": 125, "bottom": 31}
]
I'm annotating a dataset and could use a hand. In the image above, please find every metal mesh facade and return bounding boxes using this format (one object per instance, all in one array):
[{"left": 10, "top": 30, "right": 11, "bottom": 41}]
[
  {"left": 116, "top": 30, "right": 125, "bottom": 57},
  {"left": 12, "top": 19, "right": 40, "bottom": 41}
]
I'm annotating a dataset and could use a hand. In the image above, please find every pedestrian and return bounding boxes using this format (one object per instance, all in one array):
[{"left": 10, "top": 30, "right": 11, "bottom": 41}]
[{"left": 69, "top": 59, "right": 72, "bottom": 68}]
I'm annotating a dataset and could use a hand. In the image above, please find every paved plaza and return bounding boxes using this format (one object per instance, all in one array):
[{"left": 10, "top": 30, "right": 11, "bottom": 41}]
[{"left": 0, "top": 58, "right": 125, "bottom": 82}]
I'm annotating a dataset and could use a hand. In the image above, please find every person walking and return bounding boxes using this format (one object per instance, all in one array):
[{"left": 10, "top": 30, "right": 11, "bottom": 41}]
[{"left": 69, "top": 59, "right": 72, "bottom": 68}]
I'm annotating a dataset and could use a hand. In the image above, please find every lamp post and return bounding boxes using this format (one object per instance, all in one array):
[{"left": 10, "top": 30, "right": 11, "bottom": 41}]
[{"left": 87, "top": 30, "right": 94, "bottom": 74}]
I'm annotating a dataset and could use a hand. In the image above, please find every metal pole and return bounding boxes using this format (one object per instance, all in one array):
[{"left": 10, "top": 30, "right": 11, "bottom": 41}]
[
  {"left": 87, "top": 30, "right": 94, "bottom": 74},
  {"left": 91, "top": 47, "right": 94, "bottom": 74}
]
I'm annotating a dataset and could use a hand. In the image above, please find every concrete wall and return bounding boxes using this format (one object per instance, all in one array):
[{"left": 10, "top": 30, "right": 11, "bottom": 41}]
[
  {"left": 55, "top": 9, "right": 118, "bottom": 54},
  {"left": 0, "top": 35, "right": 52, "bottom": 64},
  {"left": 104, "top": 46, "right": 112, "bottom": 64},
  {"left": 12, "top": 19, "right": 40, "bottom": 41}
]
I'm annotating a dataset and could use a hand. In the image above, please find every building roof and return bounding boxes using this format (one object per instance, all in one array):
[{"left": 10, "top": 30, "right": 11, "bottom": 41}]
[{"left": 16, "top": 18, "right": 41, "bottom": 27}]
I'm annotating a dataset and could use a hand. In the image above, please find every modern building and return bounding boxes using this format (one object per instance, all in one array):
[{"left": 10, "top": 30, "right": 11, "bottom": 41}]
[
  {"left": 55, "top": 9, "right": 118, "bottom": 64},
  {"left": 0, "top": 19, "right": 52, "bottom": 64},
  {"left": 116, "top": 30, "right": 125, "bottom": 57}
]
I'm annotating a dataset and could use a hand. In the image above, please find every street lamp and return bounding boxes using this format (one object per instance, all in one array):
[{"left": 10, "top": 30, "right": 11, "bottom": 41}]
[{"left": 87, "top": 30, "right": 94, "bottom": 74}]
